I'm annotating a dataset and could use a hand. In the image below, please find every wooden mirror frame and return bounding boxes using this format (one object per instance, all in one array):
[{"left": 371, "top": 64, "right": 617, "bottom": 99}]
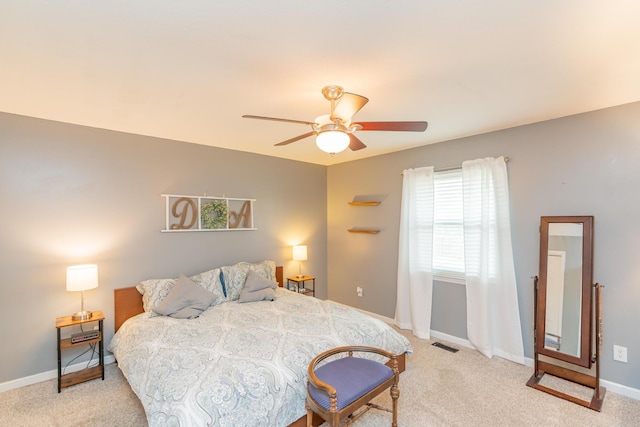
[
  {"left": 527, "top": 215, "right": 605, "bottom": 411},
  {"left": 536, "top": 215, "right": 593, "bottom": 367}
]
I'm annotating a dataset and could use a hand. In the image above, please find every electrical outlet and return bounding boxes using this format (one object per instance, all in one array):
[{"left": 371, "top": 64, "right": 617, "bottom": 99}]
[
  {"left": 613, "top": 345, "right": 628, "bottom": 363},
  {"left": 356, "top": 287, "right": 363, "bottom": 297}
]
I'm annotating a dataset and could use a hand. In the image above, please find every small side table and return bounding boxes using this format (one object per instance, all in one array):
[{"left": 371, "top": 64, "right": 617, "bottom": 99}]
[
  {"left": 287, "top": 276, "right": 316, "bottom": 297},
  {"left": 56, "top": 310, "right": 105, "bottom": 392}
]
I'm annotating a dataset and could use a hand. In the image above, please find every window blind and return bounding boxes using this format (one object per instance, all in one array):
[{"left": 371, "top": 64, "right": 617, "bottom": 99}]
[{"left": 433, "top": 169, "right": 465, "bottom": 282}]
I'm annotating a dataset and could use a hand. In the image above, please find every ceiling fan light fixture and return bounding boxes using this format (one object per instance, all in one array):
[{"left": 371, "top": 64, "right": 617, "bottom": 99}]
[{"left": 316, "top": 130, "right": 350, "bottom": 154}]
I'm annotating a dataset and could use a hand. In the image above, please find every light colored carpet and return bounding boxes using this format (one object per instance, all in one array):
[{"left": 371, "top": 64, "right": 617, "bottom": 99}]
[{"left": 1, "top": 328, "right": 638, "bottom": 426}]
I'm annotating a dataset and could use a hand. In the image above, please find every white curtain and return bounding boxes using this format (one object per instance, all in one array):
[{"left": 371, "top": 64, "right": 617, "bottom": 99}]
[
  {"left": 462, "top": 156, "right": 524, "bottom": 363},
  {"left": 395, "top": 167, "right": 434, "bottom": 339}
]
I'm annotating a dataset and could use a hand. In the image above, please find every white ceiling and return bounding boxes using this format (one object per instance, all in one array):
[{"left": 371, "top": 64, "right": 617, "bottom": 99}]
[{"left": 2, "top": 1, "right": 640, "bottom": 166}]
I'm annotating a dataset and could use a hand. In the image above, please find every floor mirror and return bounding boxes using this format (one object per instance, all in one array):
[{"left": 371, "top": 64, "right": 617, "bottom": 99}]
[{"left": 526, "top": 216, "right": 605, "bottom": 411}]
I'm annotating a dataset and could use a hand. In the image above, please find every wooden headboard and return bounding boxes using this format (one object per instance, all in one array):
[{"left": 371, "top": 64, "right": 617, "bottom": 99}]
[{"left": 114, "top": 265, "right": 284, "bottom": 332}]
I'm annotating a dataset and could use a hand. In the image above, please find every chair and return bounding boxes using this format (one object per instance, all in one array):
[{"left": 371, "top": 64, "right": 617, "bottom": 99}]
[{"left": 306, "top": 346, "right": 400, "bottom": 427}]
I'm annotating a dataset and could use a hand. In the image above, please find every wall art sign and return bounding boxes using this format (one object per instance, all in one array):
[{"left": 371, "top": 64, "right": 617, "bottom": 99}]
[{"left": 161, "top": 194, "right": 256, "bottom": 232}]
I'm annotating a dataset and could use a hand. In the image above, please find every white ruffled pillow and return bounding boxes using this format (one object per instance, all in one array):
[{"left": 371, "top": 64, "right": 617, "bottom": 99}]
[
  {"left": 136, "top": 278, "right": 175, "bottom": 313},
  {"left": 189, "top": 267, "right": 225, "bottom": 305}
]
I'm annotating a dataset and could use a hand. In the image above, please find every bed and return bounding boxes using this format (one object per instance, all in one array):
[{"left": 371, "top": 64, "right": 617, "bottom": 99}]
[{"left": 109, "top": 261, "right": 412, "bottom": 427}]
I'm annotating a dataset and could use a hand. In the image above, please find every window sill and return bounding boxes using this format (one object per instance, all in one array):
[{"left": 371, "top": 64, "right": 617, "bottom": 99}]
[{"left": 433, "top": 272, "right": 466, "bottom": 285}]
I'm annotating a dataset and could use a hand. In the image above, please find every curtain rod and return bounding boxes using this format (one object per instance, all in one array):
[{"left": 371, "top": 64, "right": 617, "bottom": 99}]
[{"left": 401, "top": 156, "right": 509, "bottom": 175}]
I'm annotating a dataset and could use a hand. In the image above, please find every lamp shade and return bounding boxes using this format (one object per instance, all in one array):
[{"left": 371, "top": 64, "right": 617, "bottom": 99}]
[
  {"left": 66, "top": 264, "right": 99, "bottom": 292},
  {"left": 292, "top": 245, "right": 308, "bottom": 261},
  {"left": 316, "top": 130, "right": 350, "bottom": 154}
]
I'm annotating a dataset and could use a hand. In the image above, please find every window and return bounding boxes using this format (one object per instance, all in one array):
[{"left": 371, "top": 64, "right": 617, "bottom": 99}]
[{"left": 433, "top": 169, "right": 465, "bottom": 283}]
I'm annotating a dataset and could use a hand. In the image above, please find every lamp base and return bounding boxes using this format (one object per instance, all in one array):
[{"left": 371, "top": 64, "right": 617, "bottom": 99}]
[{"left": 72, "top": 310, "right": 92, "bottom": 321}]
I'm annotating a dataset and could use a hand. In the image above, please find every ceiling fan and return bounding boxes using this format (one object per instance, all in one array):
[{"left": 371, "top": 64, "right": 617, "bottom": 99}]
[{"left": 243, "top": 85, "right": 428, "bottom": 154}]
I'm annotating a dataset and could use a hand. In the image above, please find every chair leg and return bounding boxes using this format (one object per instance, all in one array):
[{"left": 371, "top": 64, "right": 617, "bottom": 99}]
[
  {"left": 390, "top": 382, "right": 399, "bottom": 427},
  {"left": 306, "top": 403, "right": 313, "bottom": 427}
]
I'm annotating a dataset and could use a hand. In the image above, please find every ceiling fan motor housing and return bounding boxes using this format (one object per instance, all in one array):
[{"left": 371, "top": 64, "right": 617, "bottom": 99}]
[{"left": 313, "top": 114, "right": 350, "bottom": 134}]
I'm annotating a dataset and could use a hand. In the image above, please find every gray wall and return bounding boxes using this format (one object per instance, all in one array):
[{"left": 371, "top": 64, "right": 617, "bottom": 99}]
[
  {"left": 3, "top": 101, "right": 639, "bottom": 391},
  {"left": 0, "top": 112, "right": 327, "bottom": 384},
  {"left": 327, "top": 101, "right": 640, "bottom": 390}
]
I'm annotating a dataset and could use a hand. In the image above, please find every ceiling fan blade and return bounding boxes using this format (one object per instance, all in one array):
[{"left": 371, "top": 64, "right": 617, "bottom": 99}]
[
  {"left": 355, "top": 121, "right": 428, "bottom": 132},
  {"left": 330, "top": 92, "right": 369, "bottom": 123},
  {"left": 274, "top": 131, "right": 316, "bottom": 146},
  {"left": 243, "top": 115, "right": 316, "bottom": 126},
  {"left": 348, "top": 134, "right": 367, "bottom": 151}
]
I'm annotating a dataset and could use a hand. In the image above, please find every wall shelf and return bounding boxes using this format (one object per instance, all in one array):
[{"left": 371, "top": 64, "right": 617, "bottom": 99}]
[
  {"left": 348, "top": 199, "right": 381, "bottom": 234},
  {"left": 347, "top": 228, "right": 380, "bottom": 234},
  {"left": 348, "top": 201, "right": 381, "bottom": 206}
]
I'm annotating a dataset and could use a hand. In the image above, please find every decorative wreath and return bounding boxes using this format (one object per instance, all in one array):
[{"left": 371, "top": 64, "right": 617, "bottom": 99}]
[{"left": 201, "top": 200, "right": 228, "bottom": 229}]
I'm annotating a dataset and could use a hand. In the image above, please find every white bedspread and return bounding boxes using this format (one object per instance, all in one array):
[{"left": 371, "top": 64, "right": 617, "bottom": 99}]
[{"left": 109, "top": 288, "right": 412, "bottom": 427}]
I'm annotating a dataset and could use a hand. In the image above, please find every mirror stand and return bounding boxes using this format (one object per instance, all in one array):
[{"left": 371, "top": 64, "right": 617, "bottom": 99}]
[{"left": 527, "top": 279, "right": 606, "bottom": 411}]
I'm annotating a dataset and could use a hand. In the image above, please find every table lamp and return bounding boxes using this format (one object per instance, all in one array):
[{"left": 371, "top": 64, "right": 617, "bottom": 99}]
[
  {"left": 293, "top": 245, "right": 307, "bottom": 278},
  {"left": 67, "top": 264, "right": 99, "bottom": 321}
]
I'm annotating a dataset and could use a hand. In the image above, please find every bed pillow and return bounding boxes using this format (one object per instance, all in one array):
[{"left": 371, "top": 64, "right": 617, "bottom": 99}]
[
  {"left": 153, "top": 274, "right": 217, "bottom": 319},
  {"left": 221, "top": 260, "right": 276, "bottom": 301},
  {"left": 243, "top": 269, "right": 278, "bottom": 292},
  {"left": 189, "top": 267, "right": 225, "bottom": 305},
  {"left": 238, "top": 287, "right": 276, "bottom": 303},
  {"left": 238, "top": 269, "right": 278, "bottom": 303},
  {"left": 248, "top": 259, "right": 277, "bottom": 282},
  {"left": 136, "top": 278, "right": 176, "bottom": 312}
]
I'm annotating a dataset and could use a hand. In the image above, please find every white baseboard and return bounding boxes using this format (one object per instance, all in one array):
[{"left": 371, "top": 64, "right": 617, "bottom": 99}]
[
  {"left": 0, "top": 355, "right": 115, "bottom": 393},
  {"left": 429, "top": 330, "right": 474, "bottom": 349},
  {"left": 348, "top": 303, "right": 640, "bottom": 402},
  {"left": 349, "top": 304, "right": 475, "bottom": 350},
  {"left": 601, "top": 378, "right": 640, "bottom": 400},
  {"left": 3, "top": 308, "right": 639, "bottom": 402}
]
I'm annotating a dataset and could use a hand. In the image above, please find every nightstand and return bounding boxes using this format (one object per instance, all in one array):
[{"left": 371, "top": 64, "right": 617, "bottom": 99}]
[
  {"left": 287, "top": 276, "right": 316, "bottom": 297},
  {"left": 56, "top": 310, "right": 104, "bottom": 392}
]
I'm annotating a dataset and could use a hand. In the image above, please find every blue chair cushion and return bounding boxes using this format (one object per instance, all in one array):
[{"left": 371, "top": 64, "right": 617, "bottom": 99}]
[{"left": 308, "top": 356, "right": 394, "bottom": 411}]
